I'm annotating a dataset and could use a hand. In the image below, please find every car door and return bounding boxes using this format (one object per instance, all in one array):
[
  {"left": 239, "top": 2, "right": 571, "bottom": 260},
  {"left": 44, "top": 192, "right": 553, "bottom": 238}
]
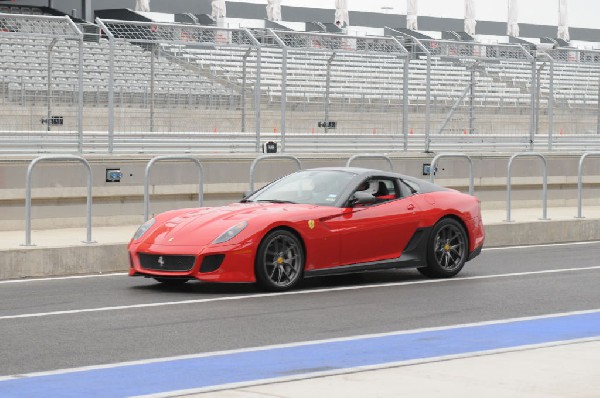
[{"left": 321, "top": 178, "right": 422, "bottom": 266}]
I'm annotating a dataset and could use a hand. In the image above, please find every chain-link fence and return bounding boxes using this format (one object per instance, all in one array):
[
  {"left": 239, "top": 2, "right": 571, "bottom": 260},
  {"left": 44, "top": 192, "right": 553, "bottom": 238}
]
[
  {"left": 541, "top": 48, "right": 600, "bottom": 150},
  {"left": 1, "top": 13, "right": 599, "bottom": 154},
  {"left": 0, "top": 12, "right": 83, "bottom": 152}
]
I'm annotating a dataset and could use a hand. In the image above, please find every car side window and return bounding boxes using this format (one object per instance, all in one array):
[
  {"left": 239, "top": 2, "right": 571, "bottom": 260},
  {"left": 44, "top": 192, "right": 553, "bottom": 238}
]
[{"left": 353, "top": 177, "right": 399, "bottom": 205}]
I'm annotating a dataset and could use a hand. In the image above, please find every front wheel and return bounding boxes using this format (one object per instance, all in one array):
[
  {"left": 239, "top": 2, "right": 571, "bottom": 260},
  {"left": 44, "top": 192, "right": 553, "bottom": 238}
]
[
  {"left": 418, "top": 218, "right": 468, "bottom": 278},
  {"left": 255, "top": 229, "right": 305, "bottom": 291}
]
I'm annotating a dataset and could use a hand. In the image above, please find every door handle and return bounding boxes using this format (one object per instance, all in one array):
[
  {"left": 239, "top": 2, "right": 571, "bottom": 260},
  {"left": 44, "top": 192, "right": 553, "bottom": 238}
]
[{"left": 407, "top": 204, "right": 415, "bottom": 211}]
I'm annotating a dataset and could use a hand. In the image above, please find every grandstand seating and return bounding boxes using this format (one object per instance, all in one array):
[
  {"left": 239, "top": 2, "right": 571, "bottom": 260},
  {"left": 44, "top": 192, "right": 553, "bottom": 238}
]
[{"left": 0, "top": 20, "right": 598, "bottom": 124}]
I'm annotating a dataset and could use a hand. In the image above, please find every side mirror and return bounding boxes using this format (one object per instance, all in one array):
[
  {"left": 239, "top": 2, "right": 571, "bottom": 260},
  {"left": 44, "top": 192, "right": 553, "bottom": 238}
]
[{"left": 349, "top": 191, "right": 376, "bottom": 207}]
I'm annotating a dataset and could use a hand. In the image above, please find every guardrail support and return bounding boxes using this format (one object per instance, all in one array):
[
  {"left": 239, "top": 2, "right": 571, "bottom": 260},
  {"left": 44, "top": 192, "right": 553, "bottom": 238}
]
[
  {"left": 249, "top": 155, "right": 302, "bottom": 192},
  {"left": 144, "top": 156, "right": 205, "bottom": 221},
  {"left": 345, "top": 154, "right": 394, "bottom": 172},
  {"left": 429, "top": 153, "right": 474, "bottom": 195},
  {"left": 506, "top": 153, "right": 548, "bottom": 222},
  {"left": 24, "top": 155, "right": 94, "bottom": 246},
  {"left": 576, "top": 152, "right": 600, "bottom": 218}
]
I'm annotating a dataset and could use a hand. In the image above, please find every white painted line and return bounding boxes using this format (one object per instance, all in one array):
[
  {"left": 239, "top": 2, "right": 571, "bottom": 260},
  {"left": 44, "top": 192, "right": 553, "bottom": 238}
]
[
  {"left": 0, "top": 272, "right": 127, "bottom": 285},
  {"left": 1, "top": 266, "right": 599, "bottom": 321},
  {"left": 134, "top": 337, "right": 600, "bottom": 397},
  {"left": 484, "top": 240, "right": 600, "bottom": 251},
  {"left": 1, "top": 308, "right": 599, "bottom": 383}
]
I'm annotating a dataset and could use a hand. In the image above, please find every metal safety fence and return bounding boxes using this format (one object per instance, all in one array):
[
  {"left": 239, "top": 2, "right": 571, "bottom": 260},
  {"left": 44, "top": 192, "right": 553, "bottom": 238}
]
[{"left": 1, "top": 13, "right": 600, "bottom": 154}]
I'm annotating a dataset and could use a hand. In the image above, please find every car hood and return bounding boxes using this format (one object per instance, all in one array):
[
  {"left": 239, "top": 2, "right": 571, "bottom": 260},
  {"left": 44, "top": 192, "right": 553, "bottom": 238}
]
[{"left": 143, "top": 202, "right": 318, "bottom": 246}]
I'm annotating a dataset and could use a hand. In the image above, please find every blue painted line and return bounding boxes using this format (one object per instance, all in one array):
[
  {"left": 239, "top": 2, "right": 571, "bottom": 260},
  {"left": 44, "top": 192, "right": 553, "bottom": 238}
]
[{"left": 1, "top": 311, "right": 600, "bottom": 397}]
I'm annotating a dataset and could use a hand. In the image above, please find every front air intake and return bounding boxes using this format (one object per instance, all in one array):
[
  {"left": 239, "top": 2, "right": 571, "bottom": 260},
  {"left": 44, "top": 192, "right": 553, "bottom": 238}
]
[{"left": 200, "top": 254, "right": 225, "bottom": 273}]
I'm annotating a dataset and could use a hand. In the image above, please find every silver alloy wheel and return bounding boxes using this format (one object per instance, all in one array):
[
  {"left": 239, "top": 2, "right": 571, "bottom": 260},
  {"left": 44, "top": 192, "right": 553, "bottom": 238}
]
[
  {"left": 263, "top": 234, "right": 302, "bottom": 287},
  {"left": 433, "top": 223, "right": 467, "bottom": 272}
]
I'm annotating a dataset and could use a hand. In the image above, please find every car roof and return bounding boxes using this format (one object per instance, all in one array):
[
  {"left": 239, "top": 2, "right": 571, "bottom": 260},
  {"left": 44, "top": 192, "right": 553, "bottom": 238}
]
[
  {"left": 304, "top": 167, "right": 447, "bottom": 193},
  {"left": 305, "top": 166, "right": 403, "bottom": 179}
]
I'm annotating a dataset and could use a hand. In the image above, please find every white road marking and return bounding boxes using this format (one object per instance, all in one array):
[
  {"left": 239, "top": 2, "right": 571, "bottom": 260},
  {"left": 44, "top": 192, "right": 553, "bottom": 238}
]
[
  {"left": 1, "top": 266, "right": 599, "bottom": 321},
  {"left": 0, "top": 272, "right": 127, "bottom": 285},
  {"left": 483, "top": 240, "right": 600, "bottom": 251},
  {"left": 1, "top": 308, "right": 599, "bottom": 383}
]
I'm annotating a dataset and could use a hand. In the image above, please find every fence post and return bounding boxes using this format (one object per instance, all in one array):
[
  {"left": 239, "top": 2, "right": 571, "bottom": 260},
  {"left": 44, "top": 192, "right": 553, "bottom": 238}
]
[
  {"left": 576, "top": 152, "right": 600, "bottom": 218},
  {"left": 346, "top": 154, "right": 394, "bottom": 172},
  {"left": 144, "top": 156, "right": 205, "bottom": 221},
  {"left": 429, "top": 153, "right": 474, "bottom": 195},
  {"left": 24, "top": 155, "right": 94, "bottom": 246},
  {"left": 249, "top": 155, "right": 302, "bottom": 192},
  {"left": 505, "top": 153, "right": 548, "bottom": 222}
]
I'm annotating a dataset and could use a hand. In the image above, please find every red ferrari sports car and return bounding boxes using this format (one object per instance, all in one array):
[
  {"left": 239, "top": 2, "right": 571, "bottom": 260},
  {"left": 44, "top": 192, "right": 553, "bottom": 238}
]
[{"left": 128, "top": 167, "right": 484, "bottom": 291}]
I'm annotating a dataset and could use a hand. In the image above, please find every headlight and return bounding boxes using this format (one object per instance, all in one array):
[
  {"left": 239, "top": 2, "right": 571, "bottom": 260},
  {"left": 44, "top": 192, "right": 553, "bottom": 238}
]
[
  {"left": 133, "top": 218, "right": 156, "bottom": 240},
  {"left": 213, "top": 221, "right": 248, "bottom": 244}
]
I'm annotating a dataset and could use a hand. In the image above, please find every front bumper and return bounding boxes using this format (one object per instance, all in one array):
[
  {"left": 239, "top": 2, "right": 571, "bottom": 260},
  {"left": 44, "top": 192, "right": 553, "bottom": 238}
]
[{"left": 128, "top": 240, "right": 257, "bottom": 283}]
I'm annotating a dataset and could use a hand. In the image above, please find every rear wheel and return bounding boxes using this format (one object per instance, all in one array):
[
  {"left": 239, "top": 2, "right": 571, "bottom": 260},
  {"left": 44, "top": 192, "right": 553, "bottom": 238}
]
[
  {"left": 418, "top": 218, "right": 468, "bottom": 278},
  {"left": 153, "top": 277, "right": 190, "bottom": 286},
  {"left": 255, "top": 229, "right": 304, "bottom": 291}
]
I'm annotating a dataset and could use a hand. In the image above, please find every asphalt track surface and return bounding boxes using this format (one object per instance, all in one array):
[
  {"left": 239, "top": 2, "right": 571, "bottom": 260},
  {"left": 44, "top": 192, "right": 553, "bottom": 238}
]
[{"left": 1, "top": 242, "right": 600, "bottom": 396}]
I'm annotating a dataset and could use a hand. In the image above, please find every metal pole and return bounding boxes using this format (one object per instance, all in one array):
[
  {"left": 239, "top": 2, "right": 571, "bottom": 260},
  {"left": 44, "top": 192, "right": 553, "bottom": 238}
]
[
  {"left": 241, "top": 49, "right": 249, "bottom": 133},
  {"left": 597, "top": 71, "right": 600, "bottom": 135},
  {"left": 78, "top": 35, "right": 84, "bottom": 153},
  {"left": 535, "top": 63, "right": 546, "bottom": 136},
  {"left": 249, "top": 155, "right": 302, "bottom": 192},
  {"left": 144, "top": 156, "right": 204, "bottom": 222},
  {"left": 96, "top": 18, "right": 115, "bottom": 153},
  {"left": 281, "top": 46, "right": 288, "bottom": 151},
  {"left": 24, "top": 156, "right": 94, "bottom": 246},
  {"left": 150, "top": 44, "right": 156, "bottom": 133},
  {"left": 47, "top": 39, "right": 58, "bottom": 133},
  {"left": 402, "top": 57, "right": 409, "bottom": 151},
  {"left": 346, "top": 154, "right": 394, "bottom": 172},
  {"left": 505, "top": 153, "right": 548, "bottom": 222},
  {"left": 576, "top": 152, "right": 600, "bottom": 218},
  {"left": 107, "top": 37, "right": 114, "bottom": 153},
  {"left": 254, "top": 47, "right": 262, "bottom": 152},
  {"left": 425, "top": 53, "right": 432, "bottom": 152},
  {"left": 324, "top": 52, "right": 336, "bottom": 134},
  {"left": 429, "top": 153, "right": 474, "bottom": 196},
  {"left": 436, "top": 84, "right": 471, "bottom": 135},
  {"left": 548, "top": 58, "right": 554, "bottom": 150},
  {"left": 529, "top": 61, "right": 536, "bottom": 150},
  {"left": 469, "top": 65, "right": 475, "bottom": 135}
]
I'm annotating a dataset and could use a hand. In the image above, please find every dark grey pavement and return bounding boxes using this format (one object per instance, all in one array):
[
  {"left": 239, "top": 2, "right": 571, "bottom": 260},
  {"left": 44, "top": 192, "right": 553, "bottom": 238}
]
[{"left": 1, "top": 242, "right": 599, "bottom": 377}]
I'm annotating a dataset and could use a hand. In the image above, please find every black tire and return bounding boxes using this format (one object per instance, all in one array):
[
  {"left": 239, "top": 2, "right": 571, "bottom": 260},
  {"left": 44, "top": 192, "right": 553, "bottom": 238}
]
[
  {"left": 255, "top": 229, "right": 305, "bottom": 291},
  {"left": 418, "top": 218, "right": 468, "bottom": 278},
  {"left": 153, "top": 277, "right": 190, "bottom": 286}
]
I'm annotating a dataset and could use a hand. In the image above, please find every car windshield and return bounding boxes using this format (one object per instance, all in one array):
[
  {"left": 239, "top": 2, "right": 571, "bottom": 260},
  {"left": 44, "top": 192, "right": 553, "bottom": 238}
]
[{"left": 246, "top": 170, "right": 356, "bottom": 207}]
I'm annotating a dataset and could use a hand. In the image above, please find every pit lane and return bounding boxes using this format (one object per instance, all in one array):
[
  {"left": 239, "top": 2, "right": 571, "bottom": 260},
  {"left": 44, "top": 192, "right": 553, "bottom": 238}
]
[{"left": 0, "top": 242, "right": 599, "bottom": 392}]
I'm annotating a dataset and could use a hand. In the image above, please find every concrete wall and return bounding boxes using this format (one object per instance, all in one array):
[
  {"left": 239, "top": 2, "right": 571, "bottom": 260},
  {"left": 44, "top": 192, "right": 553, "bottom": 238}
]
[{"left": 2, "top": 152, "right": 600, "bottom": 230}]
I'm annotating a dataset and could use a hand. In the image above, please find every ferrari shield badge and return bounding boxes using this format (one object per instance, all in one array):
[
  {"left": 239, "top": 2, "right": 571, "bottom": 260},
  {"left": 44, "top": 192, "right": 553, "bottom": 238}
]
[{"left": 308, "top": 220, "right": 315, "bottom": 230}]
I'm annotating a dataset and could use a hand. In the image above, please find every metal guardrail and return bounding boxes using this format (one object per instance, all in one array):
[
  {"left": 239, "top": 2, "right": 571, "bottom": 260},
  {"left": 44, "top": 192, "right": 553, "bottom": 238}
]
[
  {"left": 506, "top": 153, "right": 548, "bottom": 222},
  {"left": 576, "top": 152, "right": 600, "bottom": 218},
  {"left": 429, "top": 153, "right": 474, "bottom": 195},
  {"left": 345, "top": 154, "right": 394, "bottom": 171},
  {"left": 249, "top": 155, "right": 302, "bottom": 192},
  {"left": 23, "top": 155, "right": 94, "bottom": 246},
  {"left": 144, "top": 156, "right": 204, "bottom": 221}
]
